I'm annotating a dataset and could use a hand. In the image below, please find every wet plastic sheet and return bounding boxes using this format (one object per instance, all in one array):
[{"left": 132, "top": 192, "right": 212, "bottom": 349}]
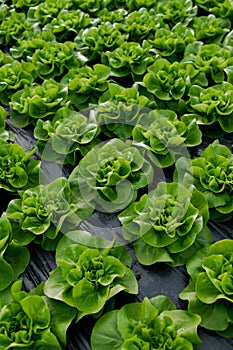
[{"left": 3, "top": 119, "right": 233, "bottom": 350}]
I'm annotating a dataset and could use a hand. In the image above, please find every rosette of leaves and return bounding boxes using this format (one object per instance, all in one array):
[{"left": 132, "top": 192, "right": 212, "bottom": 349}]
[
  {"left": 27, "top": 0, "right": 73, "bottom": 25},
  {"left": 119, "top": 181, "right": 212, "bottom": 266},
  {"left": 187, "top": 82, "right": 233, "bottom": 133},
  {"left": 91, "top": 295, "right": 201, "bottom": 350},
  {"left": 10, "top": 29, "right": 56, "bottom": 60},
  {"left": 146, "top": 23, "right": 195, "bottom": 62},
  {"left": 125, "top": 0, "right": 158, "bottom": 11},
  {"left": 180, "top": 239, "right": 233, "bottom": 338},
  {"left": 72, "top": 0, "right": 102, "bottom": 13},
  {"left": 156, "top": 0, "right": 197, "bottom": 27},
  {"left": 195, "top": 0, "right": 233, "bottom": 19},
  {"left": 0, "top": 60, "right": 36, "bottom": 106},
  {"left": 101, "top": 41, "right": 153, "bottom": 78},
  {"left": 44, "top": 9, "right": 90, "bottom": 42},
  {"left": 61, "top": 64, "right": 111, "bottom": 110},
  {"left": 121, "top": 8, "right": 166, "bottom": 42},
  {"left": 0, "top": 141, "right": 41, "bottom": 193},
  {"left": 6, "top": 177, "right": 93, "bottom": 250},
  {"left": 175, "top": 140, "right": 233, "bottom": 222},
  {"left": 34, "top": 107, "right": 100, "bottom": 165},
  {"left": 143, "top": 58, "right": 189, "bottom": 102},
  {"left": 182, "top": 42, "right": 233, "bottom": 84},
  {"left": 97, "top": 83, "right": 157, "bottom": 138},
  {"left": 69, "top": 138, "right": 154, "bottom": 212},
  {"left": 30, "top": 41, "right": 82, "bottom": 80},
  {"left": 132, "top": 109, "right": 202, "bottom": 168},
  {"left": 192, "top": 14, "right": 231, "bottom": 43},
  {"left": 0, "top": 279, "right": 76, "bottom": 349},
  {"left": 44, "top": 231, "right": 138, "bottom": 321},
  {"left": 0, "top": 9, "right": 32, "bottom": 45},
  {"left": 0, "top": 214, "right": 29, "bottom": 296},
  {"left": 0, "top": 49, "right": 13, "bottom": 66},
  {"left": 10, "top": 79, "right": 69, "bottom": 128},
  {"left": 97, "top": 8, "right": 128, "bottom": 24},
  {"left": 12, "top": 0, "right": 41, "bottom": 8},
  {"left": 76, "top": 23, "right": 127, "bottom": 62}
]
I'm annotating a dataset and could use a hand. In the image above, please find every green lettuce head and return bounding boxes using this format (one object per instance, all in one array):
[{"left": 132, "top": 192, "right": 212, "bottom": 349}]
[
  {"left": 180, "top": 239, "right": 233, "bottom": 338},
  {"left": 156, "top": 0, "right": 197, "bottom": 26},
  {"left": 6, "top": 177, "right": 93, "bottom": 250},
  {"left": 119, "top": 181, "right": 212, "bottom": 266},
  {"left": 69, "top": 138, "right": 154, "bottom": 212},
  {"left": 44, "top": 232, "right": 138, "bottom": 321},
  {"left": 91, "top": 295, "right": 201, "bottom": 350},
  {"left": 0, "top": 141, "right": 41, "bottom": 193},
  {"left": 175, "top": 140, "right": 233, "bottom": 222}
]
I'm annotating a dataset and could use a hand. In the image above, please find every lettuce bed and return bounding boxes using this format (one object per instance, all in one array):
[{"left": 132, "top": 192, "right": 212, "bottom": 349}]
[{"left": 0, "top": 0, "right": 233, "bottom": 349}]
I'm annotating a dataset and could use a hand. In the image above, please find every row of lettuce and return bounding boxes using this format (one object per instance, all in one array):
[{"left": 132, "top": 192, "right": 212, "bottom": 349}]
[{"left": 0, "top": 0, "right": 233, "bottom": 349}]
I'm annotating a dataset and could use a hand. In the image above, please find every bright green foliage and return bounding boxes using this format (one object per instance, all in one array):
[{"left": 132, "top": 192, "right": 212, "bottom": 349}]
[
  {"left": 72, "top": 0, "right": 103, "bottom": 13},
  {"left": 0, "top": 141, "right": 41, "bottom": 193},
  {"left": 156, "top": 0, "right": 197, "bottom": 27},
  {"left": 61, "top": 64, "right": 111, "bottom": 109},
  {"left": 132, "top": 109, "right": 202, "bottom": 167},
  {"left": 0, "top": 107, "right": 14, "bottom": 142},
  {"left": 91, "top": 295, "right": 201, "bottom": 350},
  {"left": 102, "top": 41, "right": 153, "bottom": 78},
  {"left": 125, "top": 0, "right": 157, "bottom": 11},
  {"left": 43, "top": 9, "right": 90, "bottom": 42},
  {"left": 187, "top": 82, "right": 233, "bottom": 132},
  {"left": 44, "top": 232, "right": 138, "bottom": 320},
  {"left": 195, "top": 0, "right": 233, "bottom": 19},
  {"left": 0, "top": 60, "right": 36, "bottom": 105},
  {"left": 175, "top": 140, "right": 233, "bottom": 221},
  {"left": 75, "top": 23, "right": 127, "bottom": 61},
  {"left": 10, "top": 79, "right": 69, "bottom": 128},
  {"left": 144, "top": 58, "right": 189, "bottom": 101},
  {"left": 10, "top": 29, "right": 56, "bottom": 60},
  {"left": 146, "top": 23, "right": 195, "bottom": 62},
  {"left": 12, "top": 0, "right": 41, "bottom": 7},
  {"left": 97, "top": 83, "right": 157, "bottom": 138},
  {"left": 34, "top": 107, "right": 100, "bottom": 164},
  {"left": 192, "top": 15, "right": 231, "bottom": 43},
  {"left": 97, "top": 8, "right": 128, "bottom": 23},
  {"left": 180, "top": 239, "right": 233, "bottom": 338},
  {"left": 30, "top": 41, "right": 82, "bottom": 80},
  {"left": 0, "top": 10, "right": 32, "bottom": 45},
  {"left": 0, "top": 214, "right": 29, "bottom": 295},
  {"left": 119, "top": 181, "right": 212, "bottom": 265},
  {"left": 182, "top": 42, "right": 233, "bottom": 84},
  {"left": 69, "top": 139, "right": 154, "bottom": 212},
  {"left": 6, "top": 178, "right": 93, "bottom": 250}
]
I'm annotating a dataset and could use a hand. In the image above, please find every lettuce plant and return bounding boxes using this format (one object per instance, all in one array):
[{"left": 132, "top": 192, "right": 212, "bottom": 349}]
[
  {"left": 0, "top": 279, "right": 72, "bottom": 349},
  {"left": 10, "top": 79, "right": 69, "bottom": 128},
  {"left": 182, "top": 42, "right": 233, "bottom": 84},
  {"left": 91, "top": 295, "right": 201, "bottom": 350},
  {"left": 195, "top": 0, "right": 233, "bottom": 19},
  {"left": 44, "top": 231, "right": 138, "bottom": 321},
  {"left": 97, "top": 8, "right": 128, "bottom": 24},
  {"left": 72, "top": 0, "right": 103, "bottom": 13},
  {"left": 0, "top": 141, "right": 41, "bottom": 193},
  {"left": 34, "top": 107, "right": 100, "bottom": 165},
  {"left": 192, "top": 14, "right": 231, "bottom": 43},
  {"left": 0, "top": 10, "right": 32, "bottom": 45},
  {"left": 132, "top": 109, "right": 202, "bottom": 168},
  {"left": 97, "top": 83, "right": 157, "bottom": 138},
  {"left": 0, "top": 60, "right": 36, "bottom": 106},
  {"left": 61, "top": 64, "right": 111, "bottom": 110},
  {"left": 175, "top": 140, "right": 233, "bottom": 222},
  {"left": 0, "top": 213, "right": 29, "bottom": 295},
  {"left": 102, "top": 41, "right": 153, "bottom": 78},
  {"left": 119, "top": 181, "right": 212, "bottom": 266},
  {"left": 125, "top": 0, "right": 158, "bottom": 11},
  {"left": 43, "top": 9, "right": 90, "bottom": 42},
  {"left": 143, "top": 58, "right": 189, "bottom": 101},
  {"left": 180, "top": 239, "right": 233, "bottom": 338},
  {"left": 30, "top": 41, "right": 82, "bottom": 80},
  {"left": 6, "top": 178, "right": 93, "bottom": 250},
  {"left": 187, "top": 82, "right": 233, "bottom": 133},
  {"left": 12, "top": 0, "right": 41, "bottom": 8},
  {"left": 27, "top": 0, "right": 73, "bottom": 25},
  {"left": 146, "top": 23, "right": 195, "bottom": 62},
  {"left": 75, "top": 23, "right": 127, "bottom": 61},
  {"left": 155, "top": 0, "right": 197, "bottom": 27},
  {"left": 10, "top": 29, "right": 56, "bottom": 60},
  {"left": 69, "top": 139, "right": 154, "bottom": 212}
]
